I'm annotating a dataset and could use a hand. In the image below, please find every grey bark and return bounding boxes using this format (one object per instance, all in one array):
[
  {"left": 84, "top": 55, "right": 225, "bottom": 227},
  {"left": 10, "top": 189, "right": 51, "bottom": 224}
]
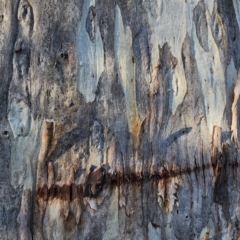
[{"left": 1, "top": 0, "right": 240, "bottom": 239}]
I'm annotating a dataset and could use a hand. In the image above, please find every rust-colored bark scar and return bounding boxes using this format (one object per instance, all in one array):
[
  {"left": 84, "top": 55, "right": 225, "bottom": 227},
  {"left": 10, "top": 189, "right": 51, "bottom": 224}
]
[
  {"left": 83, "top": 165, "right": 106, "bottom": 198},
  {"left": 35, "top": 120, "right": 54, "bottom": 240},
  {"left": 36, "top": 121, "right": 54, "bottom": 188}
]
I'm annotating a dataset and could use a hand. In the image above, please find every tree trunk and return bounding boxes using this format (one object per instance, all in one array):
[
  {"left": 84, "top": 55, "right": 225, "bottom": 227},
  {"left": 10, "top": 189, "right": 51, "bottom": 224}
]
[{"left": 1, "top": 0, "right": 240, "bottom": 239}]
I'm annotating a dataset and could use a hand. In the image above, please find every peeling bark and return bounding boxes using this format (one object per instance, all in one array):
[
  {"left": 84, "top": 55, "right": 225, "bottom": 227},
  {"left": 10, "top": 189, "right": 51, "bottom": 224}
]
[{"left": 1, "top": 0, "right": 240, "bottom": 239}]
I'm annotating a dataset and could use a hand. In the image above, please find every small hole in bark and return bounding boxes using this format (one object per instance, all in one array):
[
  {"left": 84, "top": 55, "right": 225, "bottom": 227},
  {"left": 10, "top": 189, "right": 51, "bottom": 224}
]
[
  {"left": 185, "top": 215, "right": 189, "bottom": 219},
  {"left": 60, "top": 53, "right": 68, "bottom": 60},
  {"left": 2, "top": 131, "right": 9, "bottom": 138}
]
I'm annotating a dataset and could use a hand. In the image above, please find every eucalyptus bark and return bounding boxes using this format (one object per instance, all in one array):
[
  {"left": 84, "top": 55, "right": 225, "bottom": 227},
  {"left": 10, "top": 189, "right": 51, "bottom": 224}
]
[{"left": 1, "top": 0, "right": 240, "bottom": 239}]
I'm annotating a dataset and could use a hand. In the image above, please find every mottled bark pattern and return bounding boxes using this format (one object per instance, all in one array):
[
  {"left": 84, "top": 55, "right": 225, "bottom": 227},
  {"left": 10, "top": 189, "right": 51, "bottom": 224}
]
[{"left": 1, "top": 0, "right": 240, "bottom": 239}]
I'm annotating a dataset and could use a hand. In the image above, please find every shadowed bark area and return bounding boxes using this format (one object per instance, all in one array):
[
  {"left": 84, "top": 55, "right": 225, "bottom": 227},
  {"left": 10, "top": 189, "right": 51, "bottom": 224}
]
[{"left": 1, "top": 0, "right": 240, "bottom": 239}]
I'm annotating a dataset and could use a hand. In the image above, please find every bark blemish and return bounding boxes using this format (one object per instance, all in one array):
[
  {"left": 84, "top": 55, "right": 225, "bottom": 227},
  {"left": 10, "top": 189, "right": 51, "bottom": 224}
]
[
  {"left": 211, "top": 125, "right": 222, "bottom": 178},
  {"left": 114, "top": 5, "right": 142, "bottom": 149}
]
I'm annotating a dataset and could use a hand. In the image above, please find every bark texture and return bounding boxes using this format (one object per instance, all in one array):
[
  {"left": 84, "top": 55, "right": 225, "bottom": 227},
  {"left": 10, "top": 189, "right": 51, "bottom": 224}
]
[{"left": 1, "top": 0, "right": 240, "bottom": 239}]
